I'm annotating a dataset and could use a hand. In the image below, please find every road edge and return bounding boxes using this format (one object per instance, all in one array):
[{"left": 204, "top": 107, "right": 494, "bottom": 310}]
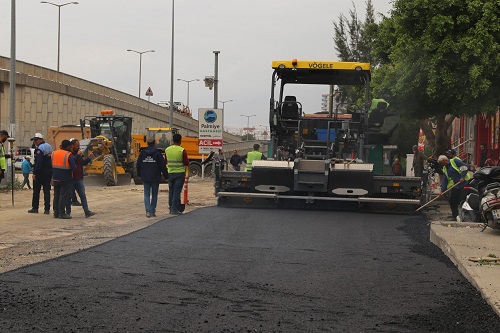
[{"left": 429, "top": 222, "right": 500, "bottom": 317}]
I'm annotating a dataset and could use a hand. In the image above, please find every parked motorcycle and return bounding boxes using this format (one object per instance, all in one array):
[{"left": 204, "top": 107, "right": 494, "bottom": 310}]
[{"left": 458, "top": 166, "right": 500, "bottom": 231}]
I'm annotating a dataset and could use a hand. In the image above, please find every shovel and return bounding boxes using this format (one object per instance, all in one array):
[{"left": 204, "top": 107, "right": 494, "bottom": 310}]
[{"left": 415, "top": 181, "right": 461, "bottom": 212}]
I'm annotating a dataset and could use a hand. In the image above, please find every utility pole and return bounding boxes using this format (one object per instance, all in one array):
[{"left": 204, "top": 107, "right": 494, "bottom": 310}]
[
  {"left": 213, "top": 51, "right": 220, "bottom": 109},
  {"left": 10, "top": 0, "right": 16, "bottom": 138}
]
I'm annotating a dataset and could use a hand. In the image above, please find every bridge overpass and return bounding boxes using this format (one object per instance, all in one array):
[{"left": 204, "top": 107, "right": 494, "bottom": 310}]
[{"left": 0, "top": 56, "right": 247, "bottom": 148}]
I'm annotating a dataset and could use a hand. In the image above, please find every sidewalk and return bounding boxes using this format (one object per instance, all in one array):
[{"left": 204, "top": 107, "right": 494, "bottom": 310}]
[{"left": 430, "top": 220, "right": 500, "bottom": 316}]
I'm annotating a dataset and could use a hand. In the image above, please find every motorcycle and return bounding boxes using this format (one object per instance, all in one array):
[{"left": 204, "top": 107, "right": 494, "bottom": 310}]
[{"left": 457, "top": 166, "right": 500, "bottom": 231}]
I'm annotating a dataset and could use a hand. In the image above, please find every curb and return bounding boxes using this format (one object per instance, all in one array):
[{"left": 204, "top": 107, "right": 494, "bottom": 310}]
[{"left": 430, "top": 223, "right": 500, "bottom": 317}]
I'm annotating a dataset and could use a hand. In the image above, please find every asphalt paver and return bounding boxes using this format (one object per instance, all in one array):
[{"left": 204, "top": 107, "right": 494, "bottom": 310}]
[{"left": 1, "top": 207, "right": 499, "bottom": 332}]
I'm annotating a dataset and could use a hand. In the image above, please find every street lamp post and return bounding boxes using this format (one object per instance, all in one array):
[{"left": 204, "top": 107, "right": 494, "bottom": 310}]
[
  {"left": 40, "top": 1, "right": 79, "bottom": 72},
  {"left": 219, "top": 99, "right": 233, "bottom": 112},
  {"left": 240, "top": 114, "right": 256, "bottom": 141},
  {"left": 127, "top": 49, "right": 155, "bottom": 98},
  {"left": 177, "top": 78, "right": 199, "bottom": 109}
]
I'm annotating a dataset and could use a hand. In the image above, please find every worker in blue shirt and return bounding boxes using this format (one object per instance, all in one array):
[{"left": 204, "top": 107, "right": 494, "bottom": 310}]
[
  {"left": 21, "top": 156, "right": 33, "bottom": 189},
  {"left": 438, "top": 155, "right": 471, "bottom": 221}
]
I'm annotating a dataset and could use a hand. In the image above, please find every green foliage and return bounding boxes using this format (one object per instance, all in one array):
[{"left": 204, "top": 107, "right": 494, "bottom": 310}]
[{"left": 385, "top": 0, "right": 500, "bottom": 118}]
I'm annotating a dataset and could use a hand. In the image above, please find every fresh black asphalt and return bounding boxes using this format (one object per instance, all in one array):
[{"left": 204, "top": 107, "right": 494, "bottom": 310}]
[{"left": 1, "top": 207, "right": 499, "bottom": 332}]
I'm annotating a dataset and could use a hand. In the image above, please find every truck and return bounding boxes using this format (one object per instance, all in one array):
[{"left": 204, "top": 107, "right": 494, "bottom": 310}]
[{"left": 214, "top": 59, "right": 425, "bottom": 210}]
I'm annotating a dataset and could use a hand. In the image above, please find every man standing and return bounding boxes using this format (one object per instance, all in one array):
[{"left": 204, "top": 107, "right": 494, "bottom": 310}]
[
  {"left": 479, "top": 143, "right": 488, "bottom": 167},
  {"left": 21, "top": 156, "right": 33, "bottom": 189},
  {"left": 137, "top": 138, "right": 169, "bottom": 217},
  {"left": 411, "top": 145, "right": 425, "bottom": 177},
  {"left": 52, "top": 139, "right": 77, "bottom": 219},
  {"left": 230, "top": 149, "right": 242, "bottom": 171},
  {"left": 29, "top": 133, "right": 53, "bottom": 214},
  {"left": 242, "top": 144, "right": 267, "bottom": 171},
  {"left": 214, "top": 149, "right": 227, "bottom": 169},
  {"left": 0, "top": 130, "right": 8, "bottom": 184},
  {"left": 165, "top": 133, "right": 189, "bottom": 215},
  {"left": 438, "top": 155, "right": 471, "bottom": 221},
  {"left": 66, "top": 138, "right": 95, "bottom": 218}
]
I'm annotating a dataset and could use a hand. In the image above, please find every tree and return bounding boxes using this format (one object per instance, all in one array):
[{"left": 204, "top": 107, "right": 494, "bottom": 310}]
[{"left": 378, "top": 0, "right": 500, "bottom": 156}]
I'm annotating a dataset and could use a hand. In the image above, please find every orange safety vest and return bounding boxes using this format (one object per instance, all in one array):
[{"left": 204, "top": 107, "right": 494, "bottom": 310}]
[{"left": 51, "top": 150, "right": 71, "bottom": 169}]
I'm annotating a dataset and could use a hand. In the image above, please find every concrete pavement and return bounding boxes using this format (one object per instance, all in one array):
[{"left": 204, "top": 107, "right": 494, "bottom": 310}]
[{"left": 430, "top": 221, "right": 500, "bottom": 316}]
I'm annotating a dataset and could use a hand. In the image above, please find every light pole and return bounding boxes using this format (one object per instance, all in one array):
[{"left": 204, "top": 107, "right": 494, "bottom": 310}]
[
  {"left": 127, "top": 49, "right": 155, "bottom": 98},
  {"left": 240, "top": 114, "right": 256, "bottom": 141},
  {"left": 219, "top": 99, "right": 233, "bottom": 112},
  {"left": 177, "top": 78, "right": 199, "bottom": 109},
  {"left": 40, "top": 1, "right": 79, "bottom": 72}
]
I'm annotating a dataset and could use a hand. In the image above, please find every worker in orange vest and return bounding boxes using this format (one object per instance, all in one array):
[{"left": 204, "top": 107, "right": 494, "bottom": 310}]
[{"left": 51, "top": 139, "right": 77, "bottom": 219}]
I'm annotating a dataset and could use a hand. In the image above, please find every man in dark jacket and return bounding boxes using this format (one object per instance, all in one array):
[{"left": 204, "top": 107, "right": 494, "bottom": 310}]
[
  {"left": 28, "top": 133, "right": 53, "bottom": 214},
  {"left": 66, "top": 138, "right": 95, "bottom": 218},
  {"left": 230, "top": 149, "right": 242, "bottom": 171},
  {"left": 137, "top": 138, "right": 169, "bottom": 217}
]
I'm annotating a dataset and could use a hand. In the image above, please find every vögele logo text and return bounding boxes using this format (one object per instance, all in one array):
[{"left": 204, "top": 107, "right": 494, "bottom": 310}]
[{"left": 204, "top": 110, "right": 217, "bottom": 123}]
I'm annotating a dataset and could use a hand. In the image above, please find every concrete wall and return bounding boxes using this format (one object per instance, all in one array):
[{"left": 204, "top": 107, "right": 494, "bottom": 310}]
[{"left": 0, "top": 56, "right": 240, "bottom": 147}]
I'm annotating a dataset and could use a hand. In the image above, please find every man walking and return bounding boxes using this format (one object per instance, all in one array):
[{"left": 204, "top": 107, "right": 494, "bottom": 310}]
[
  {"left": 165, "top": 133, "right": 189, "bottom": 215},
  {"left": 66, "top": 138, "right": 95, "bottom": 218},
  {"left": 0, "top": 130, "right": 8, "bottom": 184},
  {"left": 137, "top": 138, "right": 169, "bottom": 217},
  {"left": 230, "top": 149, "right": 242, "bottom": 171},
  {"left": 242, "top": 144, "right": 267, "bottom": 171},
  {"left": 21, "top": 156, "right": 33, "bottom": 189},
  {"left": 29, "top": 133, "right": 53, "bottom": 214},
  {"left": 438, "top": 155, "right": 470, "bottom": 221},
  {"left": 52, "top": 139, "right": 77, "bottom": 219}
]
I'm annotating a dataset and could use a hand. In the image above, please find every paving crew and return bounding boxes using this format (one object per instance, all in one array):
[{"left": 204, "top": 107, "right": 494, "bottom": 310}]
[
  {"left": 21, "top": 156, "right": 33, "bottom": 190},
  {"left": 51, "top": 139, "right": 77, "bottom": 219},
  {"left": 137, "top": 137, "right": 169, "bottom": 218},
  {"left": 0, "top": 130, "right": 9, "bottom": 184},
  {"left": 230, "top": 149, "right": 242, "bottom": 171},
  {"left": 438, "top": 155, "right": 471, "bottom": 221},
  {"left": 28, "top": 133, "right": 53, "bottom": 214},
  {"left": 242, "top": 144, "right": 267, "bottom": 171},
  {"left": 66, "top": 138, "right": 95, "bottom": 218},
  {"left": 165, "top": 133, "right": 189, "bottom": 215}
]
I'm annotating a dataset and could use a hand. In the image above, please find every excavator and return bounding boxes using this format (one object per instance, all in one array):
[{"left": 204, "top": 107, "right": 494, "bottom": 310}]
[{"left": 215, "top": 59, "right": 425, "bottom": 211}]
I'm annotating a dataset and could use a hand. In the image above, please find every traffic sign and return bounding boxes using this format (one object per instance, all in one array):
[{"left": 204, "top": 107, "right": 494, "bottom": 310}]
[
  {"left": 198, "top": 139, "right": 223, "bottom": 147},
  {"left": 145, "top": 87, "right": 153, "bottom": 96}
]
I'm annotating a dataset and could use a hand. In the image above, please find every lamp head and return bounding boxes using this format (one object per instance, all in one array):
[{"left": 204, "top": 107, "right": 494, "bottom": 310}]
[{"left": 7, "top": 137, "right": 15, "bottom": 148}]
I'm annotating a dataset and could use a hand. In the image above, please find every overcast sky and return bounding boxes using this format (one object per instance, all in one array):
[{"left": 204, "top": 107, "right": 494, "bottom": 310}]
[{"left": 0, "top": 0, "right": 392, "bottom": 128}]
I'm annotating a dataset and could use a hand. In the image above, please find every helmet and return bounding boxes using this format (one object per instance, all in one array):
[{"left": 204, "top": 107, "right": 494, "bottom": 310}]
[{"left": 445, "top": 149, "right": 457, "bottom": 156}]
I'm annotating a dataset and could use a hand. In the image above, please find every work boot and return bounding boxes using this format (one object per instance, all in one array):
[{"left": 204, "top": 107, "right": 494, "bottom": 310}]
[
  {"left": 53, "top": 214, "right": 59, "bottom": 218},
  {"left": 44, "top": 210, "right": 50, "bottom": 215},
  {"left": 59, "top": 214, "right": 72, "bottom": 219},
  {"left": 72, "top": 201, "right": 82, "bottom": 206},
  {"left": 170, "top": 210, "right": 182, "bottom": 215},
  {"left": 146, "top": 212, "right": 152, "bottom": 218},
  {"left": 28, "top": 208, "right": 38, "bottom": 214},
  {"left": 85, "top": 211, "right": 95, "bottom": 218}
]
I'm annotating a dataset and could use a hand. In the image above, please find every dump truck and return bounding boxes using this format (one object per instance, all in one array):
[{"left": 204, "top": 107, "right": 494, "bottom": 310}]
[
  {"left": 215, "top": 59, "right": 424, "bottom": 210},
  {"left": 144, "top": 127, "right": 213, "bottom": 178}
]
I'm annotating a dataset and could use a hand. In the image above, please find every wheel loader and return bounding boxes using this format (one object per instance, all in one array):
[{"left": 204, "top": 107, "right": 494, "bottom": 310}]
[{"left": 79, "top": 110, "right": 141, "bottom": 186}]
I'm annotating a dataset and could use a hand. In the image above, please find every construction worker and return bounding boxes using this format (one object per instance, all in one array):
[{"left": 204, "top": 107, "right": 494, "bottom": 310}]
[
  {"left": 67, "top": 138, "right": 95, "bottom": 218},
  {"left": 165, "top": 133, "right": 189, "bottom": 215},
  {"left": 438, "top": 155, "right": 470, "bottom": 221},
  {"left": 412, "top": 145, "right": 425, "bottom": 177},
  {"left": 137, "top": 137, "right": 169, "bottom": 218},
  {"left": 242, "top": 144, "right": 267, "bottom": 172},
  {"left": 51, "top": 139, "right": 77, "bottom": 219},
  {"left": 0, "top": 130, "right": 9, "bottom": 184},
  {"left": 29, "top": 133, "right": 53, "bottom": 214}
]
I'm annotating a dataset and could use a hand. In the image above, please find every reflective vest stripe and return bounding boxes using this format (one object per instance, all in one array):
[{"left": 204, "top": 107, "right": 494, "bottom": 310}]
[
  {"left": 443, "top": 158, "right": 471, "bottom": 189},
  {"left": 0, "top": 145, "right": 6, "bottom": 170},
  {"left": 51, "top": 150, "right": 71, "bottom": 169},
  {"left": 245, "top": 151, "right": 263, "bottom": 171},
  {"left": 165, "top": 145, "right": 185, "bottom": 173}
]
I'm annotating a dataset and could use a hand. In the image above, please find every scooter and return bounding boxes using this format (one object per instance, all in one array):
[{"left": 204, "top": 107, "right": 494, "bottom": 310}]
[{"left": 458, "top": 166, "right": 500, "bottom": 230}]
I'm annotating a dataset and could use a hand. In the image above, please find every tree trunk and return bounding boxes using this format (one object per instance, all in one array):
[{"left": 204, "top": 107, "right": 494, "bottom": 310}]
[{"left": 418, "top": 115, "right": 455, "bottom": 158}]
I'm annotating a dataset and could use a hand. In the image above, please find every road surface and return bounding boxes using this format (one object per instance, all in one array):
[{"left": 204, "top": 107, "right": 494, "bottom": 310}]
[{"left": 1, "top": 208, "right": 499, "bottom": 332}]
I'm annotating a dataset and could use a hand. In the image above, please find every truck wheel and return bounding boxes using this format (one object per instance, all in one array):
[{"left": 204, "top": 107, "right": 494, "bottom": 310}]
[
  {"left": 103, "top": 154, "right": 118, "bottom": 186},
  {"left": 204, "top": 163, "right": 213, "bottom": 178},
  {"left": 132, "top": 159, "right": 143, "bottom": 185},
  {"left": 189, "top": 162, "right": 202, "bottom": 178}
]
